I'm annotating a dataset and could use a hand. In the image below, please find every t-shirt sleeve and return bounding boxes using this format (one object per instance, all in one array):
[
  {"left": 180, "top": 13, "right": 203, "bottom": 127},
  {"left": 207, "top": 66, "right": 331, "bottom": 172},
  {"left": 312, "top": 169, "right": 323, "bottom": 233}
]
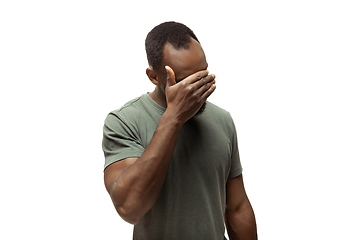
[
  {"left": 102, "top": 112, "right": 145, "bottom": 170},
  {"left": 228, "top": 115, "right": 243, "bottom": 179}
]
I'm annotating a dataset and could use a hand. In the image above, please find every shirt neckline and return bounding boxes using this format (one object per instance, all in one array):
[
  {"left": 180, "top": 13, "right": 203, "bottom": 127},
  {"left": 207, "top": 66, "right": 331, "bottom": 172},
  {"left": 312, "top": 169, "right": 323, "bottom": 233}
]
[{"left": 144, "top": 93, "right": 166, "bottom": 114}]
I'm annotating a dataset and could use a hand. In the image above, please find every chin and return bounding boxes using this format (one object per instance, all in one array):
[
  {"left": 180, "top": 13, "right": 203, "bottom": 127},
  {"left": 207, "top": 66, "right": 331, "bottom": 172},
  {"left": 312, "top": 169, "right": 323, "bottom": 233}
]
[{"left": 195, "top": 102, "right": 206, "bottom": 116}]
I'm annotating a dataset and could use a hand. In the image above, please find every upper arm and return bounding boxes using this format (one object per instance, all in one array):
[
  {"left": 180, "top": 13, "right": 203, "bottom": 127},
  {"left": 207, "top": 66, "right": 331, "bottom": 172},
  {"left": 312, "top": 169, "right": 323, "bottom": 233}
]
[
  {"left": 226, "top": 174, "right": 248, "bottom": 212},
  {"left": 102, "top": 113, "right": 145, "bottom": 170},
  {"left": 104, "top": 158, "right": 138, "bottom": 194}
]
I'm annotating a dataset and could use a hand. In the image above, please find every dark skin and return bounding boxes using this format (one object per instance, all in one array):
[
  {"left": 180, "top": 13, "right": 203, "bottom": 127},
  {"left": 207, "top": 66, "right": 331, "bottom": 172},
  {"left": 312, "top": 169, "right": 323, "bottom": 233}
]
[{"left": 104, "top": 38, "right": 257, "bottom": 239}]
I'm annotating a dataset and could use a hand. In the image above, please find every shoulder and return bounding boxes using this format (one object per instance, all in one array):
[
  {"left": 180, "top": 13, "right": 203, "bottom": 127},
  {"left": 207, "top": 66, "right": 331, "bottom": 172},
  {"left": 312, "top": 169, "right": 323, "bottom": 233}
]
[
  {"left": 111, "top": 95, "right": 145, "bottom": 117},
  {"left": 201, "top": 101, "right": 237, "bottom": 134},
  {"left": 104, "top": 95, "right": 147, "bottom": 127},
  {"left": 204, "top": 101, "right": 233, "bottom": 122},
  {"left": 205, "top": 101, "right": 230, "bottom": 114}
]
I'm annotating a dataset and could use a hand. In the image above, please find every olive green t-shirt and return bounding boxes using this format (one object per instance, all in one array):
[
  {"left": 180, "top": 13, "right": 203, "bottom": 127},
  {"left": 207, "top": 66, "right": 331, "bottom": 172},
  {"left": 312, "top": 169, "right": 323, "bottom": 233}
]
[{"left": 102, "top": 94, "right": 242, "bottom": 240}]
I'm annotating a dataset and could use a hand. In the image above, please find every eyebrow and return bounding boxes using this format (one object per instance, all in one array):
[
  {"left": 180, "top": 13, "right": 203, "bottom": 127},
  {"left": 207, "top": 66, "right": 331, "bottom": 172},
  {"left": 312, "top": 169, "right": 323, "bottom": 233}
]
[{"left": 176, "top": 64, "right": 209, "bottom": 82}]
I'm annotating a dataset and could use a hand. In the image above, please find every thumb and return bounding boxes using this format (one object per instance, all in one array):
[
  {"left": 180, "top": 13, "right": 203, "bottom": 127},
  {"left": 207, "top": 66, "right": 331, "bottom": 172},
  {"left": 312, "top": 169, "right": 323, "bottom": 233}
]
[{"left": 165, "top": 66, "right": 176, "bottom": 87}]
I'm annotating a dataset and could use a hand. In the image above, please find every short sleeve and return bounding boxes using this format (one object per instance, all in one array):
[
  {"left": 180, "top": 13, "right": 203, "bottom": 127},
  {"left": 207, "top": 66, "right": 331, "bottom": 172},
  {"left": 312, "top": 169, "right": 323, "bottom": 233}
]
[
  {"left": 228, "top": 116, "right": 243, "bottom": 179},
  {"left": 102, "top": 113, "right": 145, "bottom": 170}
]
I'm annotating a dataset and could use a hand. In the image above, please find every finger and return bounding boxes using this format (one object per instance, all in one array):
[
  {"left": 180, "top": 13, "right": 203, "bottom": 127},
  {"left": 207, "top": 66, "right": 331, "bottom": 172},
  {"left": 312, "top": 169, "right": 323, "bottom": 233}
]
[
  {"left": 165, "top": 66, "right": 176, "bottom": 87},
  {"left": 197, "top": 78, "right": 216, "bottom": 97},
  {"left": 194, "top": 74, "right": 216, "bottom": 89},
  {"left": 200, "top": 82, "right": 216, "bottom": 100},
  {"left": 184, "top": 70, "right": 209, "bottom": 84}
]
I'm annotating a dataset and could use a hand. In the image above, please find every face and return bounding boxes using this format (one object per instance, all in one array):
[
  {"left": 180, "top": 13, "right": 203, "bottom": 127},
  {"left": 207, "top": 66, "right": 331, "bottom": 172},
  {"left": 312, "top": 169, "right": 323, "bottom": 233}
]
[
  {"left": 163, "top": 38, "right": 209, "bottom": 115},
  {"left": 147, "top": 37, "right": 209, "bottom": 112},
  {"left": 162, "top": 38, "right": 208, "bottom": 84}
]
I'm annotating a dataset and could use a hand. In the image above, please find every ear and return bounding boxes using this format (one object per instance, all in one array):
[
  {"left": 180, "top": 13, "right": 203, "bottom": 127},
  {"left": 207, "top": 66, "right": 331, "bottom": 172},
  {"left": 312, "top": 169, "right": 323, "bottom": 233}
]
[{"left": 146, "top": 67, "right": 159, "bottom": 85}]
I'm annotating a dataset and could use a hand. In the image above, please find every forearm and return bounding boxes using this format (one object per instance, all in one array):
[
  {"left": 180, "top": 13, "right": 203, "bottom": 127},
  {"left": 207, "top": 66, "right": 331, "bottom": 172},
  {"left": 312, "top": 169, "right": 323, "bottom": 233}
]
[
  {"left": 225, "top": 204, "right": 257, "bottom": 240},
  {"left": 110, "top": 110, "right": 183, "bottom": 224}
]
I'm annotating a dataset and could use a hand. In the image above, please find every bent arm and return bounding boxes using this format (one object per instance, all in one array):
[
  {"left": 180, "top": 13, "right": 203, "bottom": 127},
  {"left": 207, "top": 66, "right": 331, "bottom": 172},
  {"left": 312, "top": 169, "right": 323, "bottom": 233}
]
[
  {"left": 225, "top": 174, "right": 257, "bottom": 240},
  {"left": 104, "top": 111, "right": 182, "bottom": 224},
  {"left": 104, "top": 67, "right": 216, "bottom": 225}
]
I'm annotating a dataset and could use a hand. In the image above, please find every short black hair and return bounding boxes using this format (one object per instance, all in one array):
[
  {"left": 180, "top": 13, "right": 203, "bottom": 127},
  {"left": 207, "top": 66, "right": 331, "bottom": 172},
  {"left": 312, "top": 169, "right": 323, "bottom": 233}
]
[{"left": 145, "top": 21, "right": 200, "bottom": 72}]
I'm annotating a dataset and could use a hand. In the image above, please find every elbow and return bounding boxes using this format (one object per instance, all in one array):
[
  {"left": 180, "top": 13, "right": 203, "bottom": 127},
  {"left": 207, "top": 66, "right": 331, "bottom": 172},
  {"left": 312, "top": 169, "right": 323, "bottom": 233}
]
[
  {"left": 107, "top": 183, "right": 149, "bottom": 225},
  {"left": 115, "top": 205, "right": 144, "bottom": 225},
  {"left": 108, "top": 186, "right": 144, "bottom": 225}
]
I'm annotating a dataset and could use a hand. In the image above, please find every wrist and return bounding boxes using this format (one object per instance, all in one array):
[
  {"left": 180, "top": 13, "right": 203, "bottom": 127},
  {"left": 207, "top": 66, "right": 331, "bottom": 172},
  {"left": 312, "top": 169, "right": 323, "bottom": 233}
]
[{"left": 162, "top": 109, "right": 184, "bottom": 128}]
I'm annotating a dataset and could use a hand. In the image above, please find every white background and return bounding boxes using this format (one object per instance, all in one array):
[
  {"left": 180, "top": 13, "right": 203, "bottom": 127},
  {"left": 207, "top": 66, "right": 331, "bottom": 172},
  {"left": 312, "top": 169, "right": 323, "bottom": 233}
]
[{"left": 1, "top": 0, "right": 359, "bottom": 239}]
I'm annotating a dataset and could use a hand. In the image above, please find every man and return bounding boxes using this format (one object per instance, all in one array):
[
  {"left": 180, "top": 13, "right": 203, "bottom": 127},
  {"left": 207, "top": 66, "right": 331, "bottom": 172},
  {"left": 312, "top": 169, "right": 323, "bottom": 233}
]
[{"left": 102, "top": 21, "right": 257, "bottom": 240}]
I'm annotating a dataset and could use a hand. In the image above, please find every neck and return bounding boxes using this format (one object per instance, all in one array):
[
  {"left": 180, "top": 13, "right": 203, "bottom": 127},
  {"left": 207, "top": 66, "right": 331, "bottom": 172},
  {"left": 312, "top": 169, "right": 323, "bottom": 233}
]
[{"left": 149, "top": 88, "right": 167, "bottom": 108}]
